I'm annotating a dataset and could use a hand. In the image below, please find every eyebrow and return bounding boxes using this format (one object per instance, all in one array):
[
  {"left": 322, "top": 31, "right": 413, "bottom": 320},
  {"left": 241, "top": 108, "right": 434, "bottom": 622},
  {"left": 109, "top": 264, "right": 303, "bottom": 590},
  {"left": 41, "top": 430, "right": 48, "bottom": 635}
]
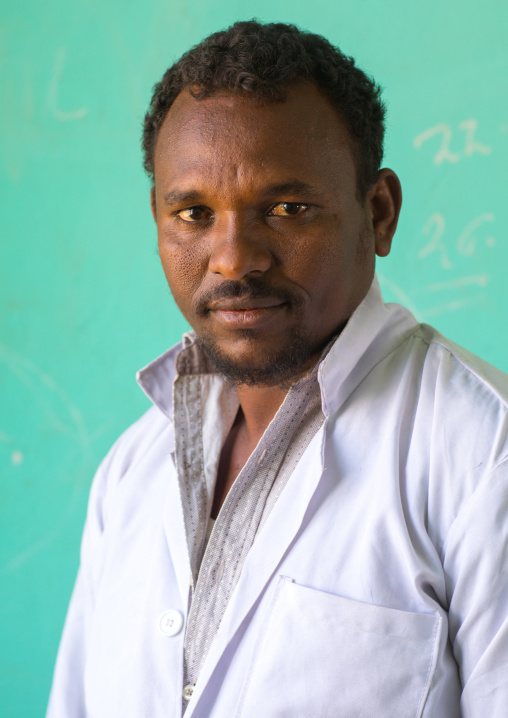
[
  {"left": 260, "top": 180, "right": 320, "bottom": 198},
  {"left": 163, "top": 189, "right": 205, "bottom": 207},
  {"left": 162, "top": 180, "right": 321, "bottom": 208}
]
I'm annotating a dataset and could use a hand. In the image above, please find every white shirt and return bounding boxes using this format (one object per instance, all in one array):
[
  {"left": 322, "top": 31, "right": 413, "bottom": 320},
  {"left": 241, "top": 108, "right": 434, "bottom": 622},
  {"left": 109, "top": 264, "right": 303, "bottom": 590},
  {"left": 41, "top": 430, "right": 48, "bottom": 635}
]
[{"left": 47, "top": 276, "right": 508, "bottom": 717}]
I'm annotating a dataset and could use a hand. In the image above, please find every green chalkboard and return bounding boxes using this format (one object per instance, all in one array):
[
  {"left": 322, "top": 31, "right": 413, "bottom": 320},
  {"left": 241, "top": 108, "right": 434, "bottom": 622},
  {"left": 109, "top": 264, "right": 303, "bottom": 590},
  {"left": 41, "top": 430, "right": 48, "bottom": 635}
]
[{"left": 1, "top": 1, "right": 507, "bottom": 715}]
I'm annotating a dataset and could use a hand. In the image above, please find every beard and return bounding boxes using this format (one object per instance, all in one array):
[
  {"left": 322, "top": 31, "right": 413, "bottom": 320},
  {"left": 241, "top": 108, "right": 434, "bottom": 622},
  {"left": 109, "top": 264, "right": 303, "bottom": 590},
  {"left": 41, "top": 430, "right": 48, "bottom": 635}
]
[
  {"left": 195, "top": 325, "right": 317, "bottom": 389},
  {"left": 192, "top": 276, "right": 342, "bottom": 388}
]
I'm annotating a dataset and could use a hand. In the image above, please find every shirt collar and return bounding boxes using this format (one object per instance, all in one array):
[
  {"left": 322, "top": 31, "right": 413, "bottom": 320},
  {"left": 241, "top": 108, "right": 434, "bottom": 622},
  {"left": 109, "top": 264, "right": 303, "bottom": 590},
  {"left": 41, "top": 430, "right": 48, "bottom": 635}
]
[
  {"left": 136, "top": 275, "right": 418, "bottom": 421},
  {"left": 318, "top": 275, "right": 418, "bottom": 416}
]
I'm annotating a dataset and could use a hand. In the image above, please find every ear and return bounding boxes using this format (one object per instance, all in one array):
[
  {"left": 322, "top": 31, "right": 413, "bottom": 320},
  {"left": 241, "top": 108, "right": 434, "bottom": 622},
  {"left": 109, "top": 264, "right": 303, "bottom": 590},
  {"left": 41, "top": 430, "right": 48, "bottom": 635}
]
[
  {"left": 150, "top": 186, "right": 157, "bottom": 222},
  {"left": 366, "top": 169, "right": 402, "bottom": 258}
]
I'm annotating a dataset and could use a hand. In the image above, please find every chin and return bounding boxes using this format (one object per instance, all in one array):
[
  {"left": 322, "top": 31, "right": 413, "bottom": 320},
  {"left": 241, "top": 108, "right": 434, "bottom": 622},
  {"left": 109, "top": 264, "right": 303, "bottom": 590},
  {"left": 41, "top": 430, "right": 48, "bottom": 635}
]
[{"left": 196, "top": 330, "right": 316, "bottom": 388}]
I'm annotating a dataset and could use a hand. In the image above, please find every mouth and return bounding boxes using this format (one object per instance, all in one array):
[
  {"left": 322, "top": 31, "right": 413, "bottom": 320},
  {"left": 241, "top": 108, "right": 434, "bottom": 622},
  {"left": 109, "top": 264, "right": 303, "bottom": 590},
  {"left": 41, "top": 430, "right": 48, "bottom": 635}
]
[{"left": 209, "top": 297, "right": 288, "bottom": 329}]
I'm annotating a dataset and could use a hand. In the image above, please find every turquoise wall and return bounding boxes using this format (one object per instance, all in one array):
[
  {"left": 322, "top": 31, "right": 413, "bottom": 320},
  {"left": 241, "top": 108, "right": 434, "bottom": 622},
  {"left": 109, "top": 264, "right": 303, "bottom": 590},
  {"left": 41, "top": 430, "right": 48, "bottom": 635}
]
[{"left": 1, "top": 0, "right": 507, "bottom": 714}]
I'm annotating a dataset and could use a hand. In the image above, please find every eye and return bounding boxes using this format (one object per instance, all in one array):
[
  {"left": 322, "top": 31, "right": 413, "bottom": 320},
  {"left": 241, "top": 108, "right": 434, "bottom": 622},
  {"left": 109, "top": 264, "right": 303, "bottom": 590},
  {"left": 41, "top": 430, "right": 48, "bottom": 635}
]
[
  {"left": 176, "top": 206, "right": 213, "bottom": 222},
  {"left": 268, "top": 202, "right": 309, "bottom": 217}
]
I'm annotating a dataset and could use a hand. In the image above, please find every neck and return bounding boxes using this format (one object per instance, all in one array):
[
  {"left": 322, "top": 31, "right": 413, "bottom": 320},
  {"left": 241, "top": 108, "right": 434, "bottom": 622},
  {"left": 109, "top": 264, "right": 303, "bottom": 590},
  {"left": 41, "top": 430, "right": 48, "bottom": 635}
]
[
  {"left": 234, "top": 383, "right": 289, "bottom": 443},
  {"left": 232, "top": 345, "right": 327, "bottom": 441}
]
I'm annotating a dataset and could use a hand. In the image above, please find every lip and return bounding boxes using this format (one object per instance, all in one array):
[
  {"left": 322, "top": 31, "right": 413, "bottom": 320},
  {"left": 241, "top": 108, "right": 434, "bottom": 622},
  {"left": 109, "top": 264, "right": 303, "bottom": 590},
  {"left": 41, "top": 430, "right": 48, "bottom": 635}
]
[
  {"left": 210, "top": 299, "right": 287, "bottom": 329},
  {"left": 208, "top": 296, "right": 286, "bottom": 311}
]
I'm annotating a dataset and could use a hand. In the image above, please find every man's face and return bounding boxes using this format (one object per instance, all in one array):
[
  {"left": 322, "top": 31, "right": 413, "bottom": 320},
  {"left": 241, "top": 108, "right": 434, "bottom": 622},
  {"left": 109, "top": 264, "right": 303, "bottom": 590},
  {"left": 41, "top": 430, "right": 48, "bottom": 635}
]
[{"left": 152, "top": 82, "right": 396, "bottom": 386}]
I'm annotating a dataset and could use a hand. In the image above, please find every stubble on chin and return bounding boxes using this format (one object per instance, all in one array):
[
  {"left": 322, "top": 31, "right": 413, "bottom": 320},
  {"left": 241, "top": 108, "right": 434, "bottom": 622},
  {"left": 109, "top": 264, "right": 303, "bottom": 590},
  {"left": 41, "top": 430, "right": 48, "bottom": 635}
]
[{"left": 195, "top": 327, "right": 317, "bottom": 390}]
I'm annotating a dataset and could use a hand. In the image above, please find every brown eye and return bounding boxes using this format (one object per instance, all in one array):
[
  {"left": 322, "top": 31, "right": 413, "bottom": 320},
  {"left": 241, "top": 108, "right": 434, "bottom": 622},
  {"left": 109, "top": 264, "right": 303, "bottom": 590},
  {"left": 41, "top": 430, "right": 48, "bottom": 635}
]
[
  {"left": 269, "top": 202, "right": 308, "bottom": 216},
  {"left": 177, "top": 206, "right": 212, "bottom": 222}
]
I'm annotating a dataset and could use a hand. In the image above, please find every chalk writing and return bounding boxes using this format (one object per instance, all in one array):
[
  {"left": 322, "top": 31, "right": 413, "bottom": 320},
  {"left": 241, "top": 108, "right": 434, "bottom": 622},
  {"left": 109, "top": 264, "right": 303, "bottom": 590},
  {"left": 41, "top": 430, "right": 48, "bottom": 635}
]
[
  {"left": 0, "top": 343, "right": 92, "bottom": 573},
  {"left": 0, "top": 432, "right": 23, "bottom": 466},
  {"left": 457, "top": 213, "right": 495, "bottom": 256},
  {"left": 414, "top": 124, "right": 460, "bottom": 164},
  {"left": 418, "top": 212, "right": 496, "bottom": 268},
  {"left": 11, "top": 450, "right": 23, "bottom": 465},
  {"left": 422, "top": 274, "right": 489, "bottom": 293},
  {"left": 418, "top": 213, "right": 451, "bottom": 268},
  {"left": 48, "top": 48, "right": 88, "bottom": 121},
  {"left": 378, "top": 272, "right": 492, "bottom": 322},
  {"left": 458, "top": 120, "right": 491, "bottom": 157},
  {"left": 413, "top": 120, "right": 491, "bottom": 164}
]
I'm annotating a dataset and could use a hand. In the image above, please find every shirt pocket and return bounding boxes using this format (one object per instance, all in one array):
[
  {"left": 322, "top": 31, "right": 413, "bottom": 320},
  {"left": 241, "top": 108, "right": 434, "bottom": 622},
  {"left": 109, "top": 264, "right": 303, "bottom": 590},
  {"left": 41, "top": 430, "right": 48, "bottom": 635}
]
[{"left": 236, "top": 576, "right": 441, "bottom": 718}]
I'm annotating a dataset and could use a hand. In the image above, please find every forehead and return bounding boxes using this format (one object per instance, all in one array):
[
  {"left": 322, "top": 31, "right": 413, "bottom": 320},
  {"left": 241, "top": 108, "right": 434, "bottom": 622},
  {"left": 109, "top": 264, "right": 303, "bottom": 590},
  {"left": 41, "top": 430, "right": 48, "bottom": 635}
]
[{"left": 154, "top": 82, "right": 357, "bottom": 193}]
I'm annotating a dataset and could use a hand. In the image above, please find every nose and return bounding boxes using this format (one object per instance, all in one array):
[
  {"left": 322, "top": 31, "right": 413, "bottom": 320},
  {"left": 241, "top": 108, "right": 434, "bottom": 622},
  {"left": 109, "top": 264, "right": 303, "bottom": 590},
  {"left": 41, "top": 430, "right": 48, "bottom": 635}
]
[{"left": 208, "top": 212, "right": 272, "bottom": 280}]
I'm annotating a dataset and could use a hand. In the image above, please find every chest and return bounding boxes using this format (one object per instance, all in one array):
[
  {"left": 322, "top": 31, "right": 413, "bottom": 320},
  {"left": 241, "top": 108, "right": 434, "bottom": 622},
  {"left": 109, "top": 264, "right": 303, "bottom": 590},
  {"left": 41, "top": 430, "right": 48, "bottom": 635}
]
[{"left": 83, "top": 413, "right": 460, "bottom": 718}]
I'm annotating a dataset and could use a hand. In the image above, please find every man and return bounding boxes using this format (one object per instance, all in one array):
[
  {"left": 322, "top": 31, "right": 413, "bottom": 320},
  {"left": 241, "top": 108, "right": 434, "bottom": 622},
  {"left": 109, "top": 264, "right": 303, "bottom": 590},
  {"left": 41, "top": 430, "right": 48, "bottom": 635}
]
[{"left": 47, "top": 20, "right": 508, "bottom": 717}]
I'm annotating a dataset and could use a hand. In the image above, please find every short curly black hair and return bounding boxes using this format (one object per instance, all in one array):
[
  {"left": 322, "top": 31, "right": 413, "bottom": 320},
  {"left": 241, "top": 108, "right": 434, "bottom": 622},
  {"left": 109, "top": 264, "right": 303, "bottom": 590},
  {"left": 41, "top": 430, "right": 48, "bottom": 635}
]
[{"left": 142, "top": 20, "right": 386, "bottom": 197}]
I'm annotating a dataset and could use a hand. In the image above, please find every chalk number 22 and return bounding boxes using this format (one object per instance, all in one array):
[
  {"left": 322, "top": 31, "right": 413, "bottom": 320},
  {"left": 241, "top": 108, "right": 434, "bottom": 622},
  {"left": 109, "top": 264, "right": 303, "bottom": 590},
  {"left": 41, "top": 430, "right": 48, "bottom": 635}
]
[{"left": 414, "top": 120, "right": 491, "bottom": 164}]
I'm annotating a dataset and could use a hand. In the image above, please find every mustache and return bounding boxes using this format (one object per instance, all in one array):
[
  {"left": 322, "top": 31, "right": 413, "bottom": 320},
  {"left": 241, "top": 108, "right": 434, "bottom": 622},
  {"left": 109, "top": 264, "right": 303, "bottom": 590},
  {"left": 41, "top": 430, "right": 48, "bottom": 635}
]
[{"left": 194, "top": 278, "right": 303, "bottom": 316}]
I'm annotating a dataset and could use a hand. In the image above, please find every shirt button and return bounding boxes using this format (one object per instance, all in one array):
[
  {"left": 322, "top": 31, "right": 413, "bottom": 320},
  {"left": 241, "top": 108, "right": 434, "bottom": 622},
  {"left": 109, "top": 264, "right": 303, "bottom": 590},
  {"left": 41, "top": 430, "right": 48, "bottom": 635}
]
[
  {"left": 182, "top": 684, "right": 194, "bottom": 701},
  {"left": 158, "top": 609, "right": 184, "bottom": 636}
]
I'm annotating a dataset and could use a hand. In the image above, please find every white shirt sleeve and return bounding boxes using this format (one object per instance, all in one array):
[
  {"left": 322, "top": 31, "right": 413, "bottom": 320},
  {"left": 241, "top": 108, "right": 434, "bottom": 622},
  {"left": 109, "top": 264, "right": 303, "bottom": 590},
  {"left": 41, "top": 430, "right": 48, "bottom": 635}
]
[
  {"left": 46, "top": 462, "right": 108, "bottom": 718},
  {"left": 442, "top": 457, "right": 508, "bottom": 716}
]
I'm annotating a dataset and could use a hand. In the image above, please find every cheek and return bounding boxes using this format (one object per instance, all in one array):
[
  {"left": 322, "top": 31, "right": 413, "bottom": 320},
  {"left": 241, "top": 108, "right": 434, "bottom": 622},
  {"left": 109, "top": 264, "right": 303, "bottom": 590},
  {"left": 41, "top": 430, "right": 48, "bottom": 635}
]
[
  {"left": 294, "top": 221, "right": 373, "bottom": 315},
  {"left": 280, "top": 221, "right": 350, "bottom": 288},
  {"left": 271, "top": 218, "right": 335, "bottom": 276},
  {"left": 157, "top": 233, "right": 208, "bottom": 306}
]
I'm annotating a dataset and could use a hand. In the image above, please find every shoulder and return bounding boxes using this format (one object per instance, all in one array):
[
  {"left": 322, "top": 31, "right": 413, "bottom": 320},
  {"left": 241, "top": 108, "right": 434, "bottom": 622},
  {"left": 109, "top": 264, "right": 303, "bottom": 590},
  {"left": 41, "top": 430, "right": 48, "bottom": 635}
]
[
  {"left": 100, "top": 405, "right": 173, "bottom": 483},
  {"left": 409, "top": 324, "right": 508, "bottom": 467},
  {"left": 340, "top": 319, "right": 508, "bottom": 519},
  {"left": 396, "top": 325, "right": 508, "bottom": 543},
  {"left": 385, "top": 324, "right": 508, "bottom": 466},
  {"left": 414, "top": 323, "right": 508, "bottom": 410},
  {"left": 88, "top": 406, "right": 173, "bottom": 521}
]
